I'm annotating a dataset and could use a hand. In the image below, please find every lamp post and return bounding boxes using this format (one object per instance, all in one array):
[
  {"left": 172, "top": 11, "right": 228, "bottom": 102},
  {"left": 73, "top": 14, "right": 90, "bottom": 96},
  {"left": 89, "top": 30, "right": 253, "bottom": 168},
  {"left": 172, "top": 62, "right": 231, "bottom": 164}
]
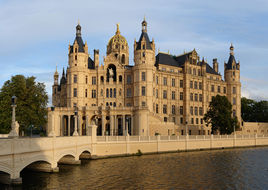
[
  {"left": 73, "top": 107, "right": 79, "bottom": 136},
  {"left": 9, "top": 96, "right": 19, "bottom": 137}
]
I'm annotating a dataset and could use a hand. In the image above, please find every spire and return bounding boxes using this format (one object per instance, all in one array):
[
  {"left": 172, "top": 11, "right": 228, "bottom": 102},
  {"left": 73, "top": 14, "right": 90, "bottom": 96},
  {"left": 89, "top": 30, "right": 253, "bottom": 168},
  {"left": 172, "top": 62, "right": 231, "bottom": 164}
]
[
  {"left": 230, "top": 43, "right": 234, "bottom": 55},
  {"left": 116, "top": 23, "right": 120, "bottom": 35},
  {"left": 142, "top": 17, "right": 147, "bottom": 33},
  {"left": 76, "top": 21, "right": 82, "bottom": 37},
  {"left": 62, "top": 67, "right": 65, "bottom": 77},
  {"left": 54, "top": 64, "right": 59, "bottom": 76}
]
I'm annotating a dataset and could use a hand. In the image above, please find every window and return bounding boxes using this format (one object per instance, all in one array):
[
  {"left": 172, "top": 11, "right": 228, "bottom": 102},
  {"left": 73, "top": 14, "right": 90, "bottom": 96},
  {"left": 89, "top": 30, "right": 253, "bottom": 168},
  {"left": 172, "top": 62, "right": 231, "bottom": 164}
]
[
  {"left": 172, "top": 105, "right": 176, "bottom": 114},
  {"left": 201, "top": 118, "right": 203, "bottom": 124},
  {"left": 163, "top": 104, "right": 167, "bottom": 114},
  {"left": 156, "top": 104, "right": 159, "bottom": 113},
  {"left": 233, "top": 87, "right": 236, "bottom": 94},
  {"left": 190, "top": 106, "right": 193, "bottom": 115},
  {"left": 85, "top": 76, "right": 88, "bottom": 84},
  {"left": 199, "top": 82, "right": 202, "bottom": 90},
  {"left": 101, "top": 89, "right": 103, "bottom": 96},
  {"left": 156, "top": 76, "right": 159, "bottom": 84},
  {"left": 74, "top": 75, "right": 77, "bottom": 83},
  {"left": 75, "top": 55, "right": 77, "bottom": 60},
  {"left": 180, "top": 106, "right": 183, "bottom": 115},
  {"left": 142, "top": 72, "right": 146, "bottom": 81},
  {"left": 163, "top": 90, "right": 167, "bottom": 99},
  {"left": 195, "top": 94, "right": 198, "bottom": 101},
  {"left": 156, "top": 89, "right": 158, "bottom": 98},
  {"left": 113, "top": 88, "right": 116, "bottom": 98},
  {"left": 100, "top": 76, "right": 104, "bottom": 83},
  {"left": 193, "top": 69, "right": 196, "bottom": 75},
  {"left": 92, "top": 90, "right": 96, "bottom": 98},
  {"left": 127, "top": 75, "right": 131, "bottom": 84},
  {"left": 199, "top": 94, "right": 203, "bottom": 102},
  {"left": 190, "top": 81, "right": 193, "bottom": 88},
  {"left": 127, "top": 88, "right": 131, "bottom": 97},
  {"left": 73, "top": 88, "right": 77, "bottom": 97},
  {"left": 195, "top": 107, "right": 198, "bottom": 116},
  {"left": 233, "top": 110, "right": 236, "bottom": 117},
  {"left": 199, "top": 107, "right": 203, "bottom": 116},
  {"left": 233, "top": 97, "right": 236, "bottom": 105},
  {"left": 172, "top": 117, "right": 175, "bottom": 123},
  {"left": 142, "top": 101, "right": 146, "bottom": 107},
  {"left": 181, "top": 130, "right": 184, "bottom": 135},
  {"left": 92, "top": 77, "right": 96, "bottom": 85},
  {"left": 119, "top": 75, "right": 122, "bottom": 82},
  {"left": 194, "top": 81, "right": 197, "bottom": 89},
  {"left": 106, "top": 89, "right": 109, "bottom": 98},
  {"left": 180, "top": 92, "right": 183, "bottom": 100},
  {"left": 164, "top": 117, "right": 167, "bottom": 122},
  {"left": 113, "top": 102, "right": 116, "bottom": 107},
  {"left": 142, "top": 86, "right": 146, "bottom": 96},
  {"left": 163, "top": 77, "right": 167, "bottom": 86},
  {"left": 180, "top": 80, "right": 183, "bottom": 88},
  {"left": 172, "top": 91, "right": 176, "bottom": 100},
  {"left": 172, "top": 78, "right": 175, "bottom": 87},
  {"left": 85, "top": 89, "right": 87, "bottom": 97},
  {"left": 143, "top": 52, "right": 145, "bottom": 57},
  {"left": 190, "top": 93, "right": 193, "bottom": 101},
  {"left": 191, "top": 118, "right": 194, "bottom": 124},
  {"left": 180, "top": 117, "right": 183, "bottom": 124},
  {"left": 196, "top": 118, "right": 199, "bottom": 124},
  {"left": 211, "top": 85, "right": 214, "bottom": 92},
  {"left": 110, "top": 88, "right": 113, "bottom": 98},
  {"left": 224, "top": 87, "right": 226, "bottom": 93},
  {"left": 218, "top": 86, "right": 221, "bottom": 93}
]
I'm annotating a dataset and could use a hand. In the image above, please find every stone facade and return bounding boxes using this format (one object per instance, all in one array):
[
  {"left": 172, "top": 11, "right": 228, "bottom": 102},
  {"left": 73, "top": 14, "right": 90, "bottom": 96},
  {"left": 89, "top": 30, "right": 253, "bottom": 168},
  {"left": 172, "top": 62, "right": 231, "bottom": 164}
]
[{"left": 49, "top": 18, "right": 241, "bottom": 136}]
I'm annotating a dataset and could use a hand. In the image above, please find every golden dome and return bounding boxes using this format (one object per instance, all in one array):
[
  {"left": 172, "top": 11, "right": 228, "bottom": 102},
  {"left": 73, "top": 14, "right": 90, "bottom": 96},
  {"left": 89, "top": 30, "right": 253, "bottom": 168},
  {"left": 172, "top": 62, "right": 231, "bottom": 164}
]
[{"left": 107, "top": 24, "right": 128, "bottom": 53}]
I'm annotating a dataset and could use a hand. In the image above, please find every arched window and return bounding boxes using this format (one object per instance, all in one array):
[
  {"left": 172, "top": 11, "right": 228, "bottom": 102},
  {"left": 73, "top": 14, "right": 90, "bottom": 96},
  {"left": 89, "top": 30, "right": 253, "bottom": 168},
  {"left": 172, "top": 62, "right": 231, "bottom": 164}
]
[
  {"left": 100, "top": 76, "right": 104, "bottom": 83},
  {"left": 119, "top": 75, "right": 122, "bottom": 82},
  {"left": 113, "top": 88, "right": 116, "bottom": 98},
  {"left": 121, "top": 54, "right": 125, "bottom": 64},
  {"left": 106, "top": 89, "right": 109, "bottom": 98},
  {"left": 110, "top": 88, "right": 113, "bottom": 98}
]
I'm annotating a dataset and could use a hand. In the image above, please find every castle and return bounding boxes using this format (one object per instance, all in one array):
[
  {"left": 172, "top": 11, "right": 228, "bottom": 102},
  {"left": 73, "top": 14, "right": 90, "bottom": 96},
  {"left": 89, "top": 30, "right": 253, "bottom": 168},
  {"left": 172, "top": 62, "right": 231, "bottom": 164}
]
[{"left": 48, "top": 18, "right": 241, "bottom": 136}]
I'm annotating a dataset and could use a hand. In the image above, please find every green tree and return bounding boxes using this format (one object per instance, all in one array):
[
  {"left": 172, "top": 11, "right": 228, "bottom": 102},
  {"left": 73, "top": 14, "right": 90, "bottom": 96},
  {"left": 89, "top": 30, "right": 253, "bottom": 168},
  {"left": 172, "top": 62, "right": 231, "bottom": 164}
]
[
  {"left": 204, "top": 95, "right": 239, "bottom": 134},
  {"left": 0, "top": 75, "right": 48, "bottom": 134}
]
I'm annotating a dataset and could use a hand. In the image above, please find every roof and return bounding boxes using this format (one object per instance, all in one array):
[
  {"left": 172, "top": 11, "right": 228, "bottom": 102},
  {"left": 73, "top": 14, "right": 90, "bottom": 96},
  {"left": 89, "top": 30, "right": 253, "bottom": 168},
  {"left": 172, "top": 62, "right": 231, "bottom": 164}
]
[
  {"left": 70, "top": 36, "right": 85, "bottom": 53},
  {"left": 226, "top": 54, "right": 236, "bottom": 70},
  {"left": 88, "top": 57, "right": 95, "bottom": 69},
  {"left": 136, "top": 32, "right": 152, "bottom": 50},
  {"left": 155, "top": 53, "right": 179, "bottom": 67},
  {"left": 206, "top": 64, "right": 219, "bottom": 75}
]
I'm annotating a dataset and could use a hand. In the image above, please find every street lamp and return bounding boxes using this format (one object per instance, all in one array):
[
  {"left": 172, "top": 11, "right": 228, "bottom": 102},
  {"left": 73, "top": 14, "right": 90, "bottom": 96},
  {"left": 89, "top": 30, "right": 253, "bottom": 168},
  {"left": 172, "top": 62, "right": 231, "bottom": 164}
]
[
  {"left": 73, "top": 107, "right": 79, "bottom": 136},
  {"left": 9, "top": 96, "right": 19, "bottom": 137}
]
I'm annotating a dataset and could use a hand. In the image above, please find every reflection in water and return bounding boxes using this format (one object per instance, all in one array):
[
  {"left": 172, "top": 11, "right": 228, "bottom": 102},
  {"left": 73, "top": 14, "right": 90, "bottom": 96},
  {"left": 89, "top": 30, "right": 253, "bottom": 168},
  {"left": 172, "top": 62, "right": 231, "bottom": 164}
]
[{"left": 1, "top": 147, "right": 268, "bottom": 189}]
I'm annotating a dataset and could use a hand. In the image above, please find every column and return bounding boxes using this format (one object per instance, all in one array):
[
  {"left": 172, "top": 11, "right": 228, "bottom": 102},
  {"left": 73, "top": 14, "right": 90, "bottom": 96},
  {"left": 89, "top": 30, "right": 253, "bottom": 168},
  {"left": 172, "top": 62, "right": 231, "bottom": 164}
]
[
  {"left": 78, "top": 115, "right": 81, "bottom": 135},
  {"left": 131, "top": 115, "right": 134, "bottom": 136},
  {"left": 102, "top": 115, "right": 105, "bottom": 136},
  {"left": 68, "top": 115, "right": 71, "bottom": 136},
  {"left": 62, "top": 115, "right": 65, "bottom": 136},
  {"left": 123, "top": 115, "right": 126, "bottom": 136},
  {"left": 110, "top": 115, "right": 114, "bottom": 136},
  {"left": 73, "top": 115, "right": 78, "bottom": 136},
  {"left": 86, "top": 115, "right": 89, "bottom": 136},
  {"left": 114, "top": 115, "right": 117, "bottom": 136}
]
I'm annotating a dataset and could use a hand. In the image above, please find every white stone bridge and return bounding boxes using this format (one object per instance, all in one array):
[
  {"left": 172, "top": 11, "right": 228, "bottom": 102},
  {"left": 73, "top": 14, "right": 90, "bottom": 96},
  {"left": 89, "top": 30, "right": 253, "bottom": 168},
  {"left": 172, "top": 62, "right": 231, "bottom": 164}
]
[{"left": 0, "top": 125, "right": 268, "bottom": 184}]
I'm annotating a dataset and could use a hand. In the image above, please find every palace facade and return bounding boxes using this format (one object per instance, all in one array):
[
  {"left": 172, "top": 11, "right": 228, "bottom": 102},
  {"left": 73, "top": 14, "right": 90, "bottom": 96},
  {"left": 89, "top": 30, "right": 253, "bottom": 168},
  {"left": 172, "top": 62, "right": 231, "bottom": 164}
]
[{"left": 48, "top": 18, "right": 241, "bottom": 136}]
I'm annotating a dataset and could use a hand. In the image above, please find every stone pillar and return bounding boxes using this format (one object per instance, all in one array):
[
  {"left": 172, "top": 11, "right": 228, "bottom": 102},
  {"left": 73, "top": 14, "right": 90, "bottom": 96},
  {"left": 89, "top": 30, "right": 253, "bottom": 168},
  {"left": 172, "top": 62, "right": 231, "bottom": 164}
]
[
  {"left": 68, "top": 115, "right": 71, "bottom": 136},
  {"left": 131, "top": 115, "right": 134, "bottom": 136},
  {"left": 73, "top": 115, "right": 78, "bottom": 136},
  {"left": 48, "top": 112, "right": 55, "bottom": 137},
  {"left": 123, "top": 115, "right": 126, "bottom": 136},
  {"left": 86, "top": 115, "right": 89, "bottom": 135},
  {"left": 9, "top": 105, "right": 19, "bottom": 138},
  {"left": 78, "top": 115, "right": 81, "bottom": 135},
  {"left": 102, "top": 115, "right": 105, "bottom": 136},
  {"left": 115, "top": 115, "right": 117, "bottom": 135},
  {"left": 10, "top": 171, "right": 22, "bottom": 185},
  {"left": 62, "top": 115, "right": 65, "bottom": 136},
  {"left": 110, "top": 114, "right": 114, "bottom": 136}
]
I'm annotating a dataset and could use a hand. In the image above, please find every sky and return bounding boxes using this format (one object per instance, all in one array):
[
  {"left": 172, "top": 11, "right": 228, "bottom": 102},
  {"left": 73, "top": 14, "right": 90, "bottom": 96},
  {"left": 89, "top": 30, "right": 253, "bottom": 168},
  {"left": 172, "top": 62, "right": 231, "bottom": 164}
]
[{"left": 0, "top": 0, "right": 268, "bottom": 104}]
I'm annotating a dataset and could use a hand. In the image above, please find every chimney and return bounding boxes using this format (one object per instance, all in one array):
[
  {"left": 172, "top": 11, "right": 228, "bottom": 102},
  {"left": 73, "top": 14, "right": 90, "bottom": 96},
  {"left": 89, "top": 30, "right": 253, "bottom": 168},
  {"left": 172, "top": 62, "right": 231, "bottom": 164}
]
[
  {"left": 213, "top": 58, "right": 219, "bottom": 73},
  {"left": 94, "top": 49, "right": 99, "bottom": 68}
]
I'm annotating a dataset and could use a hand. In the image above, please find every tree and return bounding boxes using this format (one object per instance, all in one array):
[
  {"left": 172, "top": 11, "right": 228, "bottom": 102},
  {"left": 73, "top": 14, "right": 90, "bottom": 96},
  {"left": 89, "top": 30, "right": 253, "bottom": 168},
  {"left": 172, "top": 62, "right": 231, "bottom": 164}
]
[
  {"left": 204, "top": 95, "right": 239, "bottom": 134},
  {"left": 0, "top": 75, "right": 48, "bottom": 134}
]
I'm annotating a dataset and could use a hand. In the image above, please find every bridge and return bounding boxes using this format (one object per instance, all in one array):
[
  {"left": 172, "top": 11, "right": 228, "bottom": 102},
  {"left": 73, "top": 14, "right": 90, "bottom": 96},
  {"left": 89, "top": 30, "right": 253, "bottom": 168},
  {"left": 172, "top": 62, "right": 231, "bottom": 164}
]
[{"left": 0, "top": 124, "right": 268, "bottom": 184}]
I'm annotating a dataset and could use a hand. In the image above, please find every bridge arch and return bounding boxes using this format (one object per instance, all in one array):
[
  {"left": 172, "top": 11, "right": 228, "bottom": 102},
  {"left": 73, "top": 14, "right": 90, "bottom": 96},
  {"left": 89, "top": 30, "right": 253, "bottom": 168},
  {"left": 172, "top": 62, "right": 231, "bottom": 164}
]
[
  {"left": 0, "top": 163, "right": 12, "bottom": 176},
  {"left": 78, "top": 149, "right": 92, "bottom": 160},
  {"left": 55, "top": 151, "right": 76, "bottom": 163}
]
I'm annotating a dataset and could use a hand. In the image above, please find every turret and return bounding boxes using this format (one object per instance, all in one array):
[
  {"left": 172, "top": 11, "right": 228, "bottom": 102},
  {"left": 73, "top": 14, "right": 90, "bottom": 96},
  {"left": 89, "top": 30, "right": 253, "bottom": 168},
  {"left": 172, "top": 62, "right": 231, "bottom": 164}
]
[
  {"left": 94, "top": 49, "right": 99, "bottom": 67},
  {"left": 213, "top": 58, "right": 219, "bottom": 73},
  {"left": 54, "top": 66, "right": 59, "bottom": 85}
]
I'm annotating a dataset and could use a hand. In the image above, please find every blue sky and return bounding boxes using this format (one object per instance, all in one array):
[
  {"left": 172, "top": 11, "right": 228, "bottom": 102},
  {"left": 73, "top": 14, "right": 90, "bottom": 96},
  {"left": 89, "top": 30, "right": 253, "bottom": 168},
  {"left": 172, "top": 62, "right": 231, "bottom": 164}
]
[{"left": 0, "top": 0, "right": 268, "bottom": 103}]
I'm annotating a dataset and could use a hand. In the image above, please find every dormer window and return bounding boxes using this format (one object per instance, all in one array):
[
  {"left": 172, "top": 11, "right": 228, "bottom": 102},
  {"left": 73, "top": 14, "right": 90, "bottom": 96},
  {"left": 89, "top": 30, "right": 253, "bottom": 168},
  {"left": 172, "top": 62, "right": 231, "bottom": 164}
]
[
  {"left": 75, "top": 48, "right": 78, "bottom": 53},
  {"left": 143, "top": 44, "right": 145, "bottom": 49}
]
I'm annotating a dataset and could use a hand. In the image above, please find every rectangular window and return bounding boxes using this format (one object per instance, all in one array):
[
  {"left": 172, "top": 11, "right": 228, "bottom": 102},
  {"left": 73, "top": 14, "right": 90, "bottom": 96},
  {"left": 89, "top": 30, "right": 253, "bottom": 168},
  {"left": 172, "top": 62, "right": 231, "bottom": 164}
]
[
  {"left": 113, "top": 88, "right": 116, "bottom": 98},
  {"left": 196, "top": 118, "right": 199, "bottom": 125},
  {"left": 142, "top": 72, "right": 146, "bottom": 81},
  {"left": 233, "top": 87, "right": 236, "bottom": 94},
  {"left": 156, "top": 89, "right": 158, "bottom": 98},
  {"left": 172, "top": 91, "right": 175, "bottom": 100},
  {"left": 191, "top": 118, "right": 194, "bottom": 124},
  {"left": 127, "top": 75, "right": 132, "bottom": 84},
  {"left": 127, "top": 88, "right": 132, "bottom": 97},
  {"left": 110, "top": 88, "right": 113, "bottom": 98},
  {"left": 199, "top": 94, "right": 203, "bottom": 102},
  {"left": 163, "top": 90, "right": 167, "bottom": 99},
  {"left": 180, "top": 80, "right": 183, "bottom": 88},
  {"left": 190, "top": 106, "right": 193, "bottom": 115},
  {"left": 190, "top": 81, "right": 193, "bottom": 88},
  {"left": 142, "top": 86, "right": 146, "bottom": 96},
  {"left": 233, "top": 97, "right": 236, "bottom": 105},
  {"left": 85, "top": 76, "right": 88, "bottom": 84},
  {"left": 156, "top": 76, "right": 159, "bottom": 84},
  {"left": 85, "top": 89, "right": 87, "bottom": 97},
  {"left": 224, "top": 87, "right": 226, "bottom": 93},
  {"left": 142, "top": 101, "right": 146, "bottom": 107},
  {"left": 199, "top": 107, "right": 203, "bottom": 116},
  {"left": 194, "top": 81, "right": 198, "bottom": 89},
  {"left": 180, "top": 92, "right": 183, "bottom": 100},
  {"left": 190, "top": 93, "right": 193, "bottom": 101},
  {"left": 163, "top": 77, "right": 167, "bottom": 86},
  {"left": 211, "top": 85, "right": 214, "bottom": 92},
  {"left": 156, "top": 104, "right": 159, "bottom": 113},
  {"left": 73, "top": 88, "right": 77, "bottom": 97},
  {"left": 92, "top": 89, "right": 96, "bottom": 98},
  {"left": 199, "top": 82, "right": 202, "bottom": 90},
  {"left": 74, "top": 75, "right": 77, "bottom": 83},
  {"left": 195, "top": 94, "right": 198, "bottom": 101},
  {"left": 163, "top": 104, "right": 167, "bottom": 114},
  {"left": 180, "top": 106, "right": 183, "bottom": 115},
  {"left": 92, "top": 76, "right": 96, "bottom": 85},
  {"left": 172, "top": 78, "right": 175, "bottom": 87},
  {"left": 180, "top": 117, "right": 183, "bottom": 124},
  {"left": 106, "top": 89, "right": 109, "bottom": 98},
  {"left": 218, "top": 86, "right": 221, "bottom": 93},
  {"left": 172, "top": 105, "right": 176, "bottom": 114},
  {"left": 195, "top": 107, "right": 198, "bottom": 116}
]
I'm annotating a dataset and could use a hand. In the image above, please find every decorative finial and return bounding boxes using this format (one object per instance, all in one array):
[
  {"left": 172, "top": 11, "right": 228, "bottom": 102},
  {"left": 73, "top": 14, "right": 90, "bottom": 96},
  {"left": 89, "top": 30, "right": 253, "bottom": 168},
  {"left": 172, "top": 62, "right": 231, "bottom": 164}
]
[
  {"left": 78, "top": 19, "right": 80, "bottom": 25},
  {"left": 116, "top": 23, "right": 120, "bottom": 35},
  {"left": 230, "top": 43, "right": 234, "bottom": 55},
  {"left": 144, "top": 15, "right": 146, "bottom": 22}
]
